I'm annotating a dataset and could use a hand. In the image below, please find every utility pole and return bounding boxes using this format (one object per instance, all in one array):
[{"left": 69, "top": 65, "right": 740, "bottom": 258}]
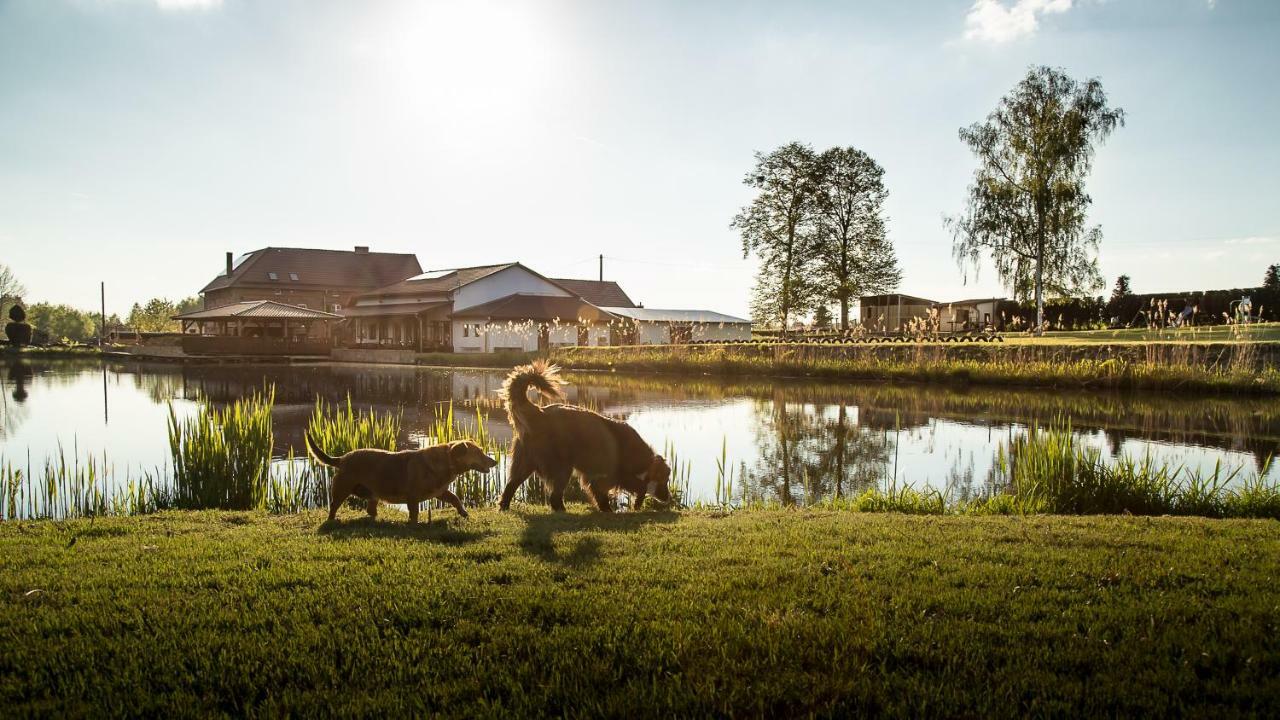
[
  {"left": 100, "top": 281, "right": 106, "bottom": 348},
  {"left": 598, "top": 254, "right": 603, "bottom": 282}
]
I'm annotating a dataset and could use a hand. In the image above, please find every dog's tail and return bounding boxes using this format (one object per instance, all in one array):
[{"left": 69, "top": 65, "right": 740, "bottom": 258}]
[
  {"left": 304, "top": 432, "right": 340, "bottom": 467},
  {"left": 500, "top": 361, "right": 565, "bottom": 435}
]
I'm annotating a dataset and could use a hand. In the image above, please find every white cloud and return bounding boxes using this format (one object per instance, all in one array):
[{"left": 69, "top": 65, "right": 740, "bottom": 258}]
[
  {"left": 963, "top": 0, "right": 1074, "bottom": 44},
  {"left": 154, "top": 0, "right": 222, "bottom": 10}
]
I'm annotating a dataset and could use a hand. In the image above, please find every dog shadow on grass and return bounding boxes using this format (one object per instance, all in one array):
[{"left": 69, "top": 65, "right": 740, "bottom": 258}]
[
  {"left": 513, "top": 507, "right": 680, "bottom": 568},
  {"left": 317, "top": 516, "right": 486, "bottom": 546}
]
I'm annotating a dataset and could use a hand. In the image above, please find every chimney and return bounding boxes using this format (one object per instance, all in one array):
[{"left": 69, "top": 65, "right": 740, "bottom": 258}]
[
  {"left": 354, "top": 246, "right": 369, "bottom": 254},
  {"left": 225, "top": 252, "right": 233, "bottom": 276}
]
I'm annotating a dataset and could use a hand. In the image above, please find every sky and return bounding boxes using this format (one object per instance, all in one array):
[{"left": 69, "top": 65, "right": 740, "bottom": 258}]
[{"left": 0, "top": 0, "right": 1277, "bottom": 319}]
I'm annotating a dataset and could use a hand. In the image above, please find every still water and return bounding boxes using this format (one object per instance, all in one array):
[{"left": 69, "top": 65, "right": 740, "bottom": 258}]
[{"left": 1, "top": 358, "right": 1276, "bottom": 506}]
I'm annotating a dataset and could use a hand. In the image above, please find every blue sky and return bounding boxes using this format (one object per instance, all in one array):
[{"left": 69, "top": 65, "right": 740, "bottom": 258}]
[{"left": 1, "top": 0, "right": 1277, "bottom": 317}]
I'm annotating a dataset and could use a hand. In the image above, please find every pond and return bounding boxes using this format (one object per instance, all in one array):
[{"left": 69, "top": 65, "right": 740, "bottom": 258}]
[{"left": 1, "top": 357, "right": 1277, "bottom": 513}]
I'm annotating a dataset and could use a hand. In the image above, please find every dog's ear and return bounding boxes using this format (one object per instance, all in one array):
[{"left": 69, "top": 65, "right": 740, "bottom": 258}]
[{"left": 449, "top": 441, "right": 473, "bottom": 463}]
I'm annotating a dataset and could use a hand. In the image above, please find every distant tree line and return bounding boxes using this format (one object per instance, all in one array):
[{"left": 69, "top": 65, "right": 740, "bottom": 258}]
[
  {"left": 1, "top": 263, "right": 200, "bottom": 344},
  {"left": 998, "top": 264, "right": 1280, "bottom": 331}
]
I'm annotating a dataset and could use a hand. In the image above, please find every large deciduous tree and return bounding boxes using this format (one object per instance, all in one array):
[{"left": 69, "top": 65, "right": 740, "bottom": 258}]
[
  {"left": 948, "top": 66, "right": 1124, "bottom": 335},
  {"left": 812, "top": 147, "right": 901, "bottom": 331},
  {"left": 733, "top": 142, "right": 820, "bottom": 333}
]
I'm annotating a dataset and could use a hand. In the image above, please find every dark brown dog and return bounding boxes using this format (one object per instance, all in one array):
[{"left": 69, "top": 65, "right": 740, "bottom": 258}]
[
  {"left": 497, "top": 361, "right": 671, "bottom": 512},
  {"left": 306, "top": 435, "right": 497, "bottom": 523}
]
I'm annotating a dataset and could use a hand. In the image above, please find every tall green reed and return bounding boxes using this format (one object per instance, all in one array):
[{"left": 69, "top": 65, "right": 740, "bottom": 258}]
[{"left": 167, "top": 388, "right": 274, "bottom": 510}]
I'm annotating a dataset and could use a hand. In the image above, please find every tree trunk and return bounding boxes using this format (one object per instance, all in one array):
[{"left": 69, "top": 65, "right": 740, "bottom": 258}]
[
  {"left": 840, "top": 297, "right": 849, "bottom": 332},
  {"left": 1034, "top": 244, "right": 1045, "bottom": 336}
]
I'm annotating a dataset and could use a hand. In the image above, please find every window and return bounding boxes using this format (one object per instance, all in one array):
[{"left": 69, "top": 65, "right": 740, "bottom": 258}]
[
  {"left": 289, "top": 273, "right": 299, "bottom": 281},
  {"left": 267, "top": 272, "right": 278, "bottom": 281},
  {"left": 297, "top": 303, "right": 308, "bottom": 309},
  {"left": 462, "top": 324, "right": 470, "bottom": 338}
]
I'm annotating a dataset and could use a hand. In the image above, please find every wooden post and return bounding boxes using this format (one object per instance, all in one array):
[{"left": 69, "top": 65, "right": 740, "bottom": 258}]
[{"left": 99, "top": 282, "right": 105, "bottom": 347}]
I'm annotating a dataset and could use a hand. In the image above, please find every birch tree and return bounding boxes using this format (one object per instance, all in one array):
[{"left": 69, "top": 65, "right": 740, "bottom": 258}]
[{"left": 948, "top": 66, "right": 1124, "bottom": 334}]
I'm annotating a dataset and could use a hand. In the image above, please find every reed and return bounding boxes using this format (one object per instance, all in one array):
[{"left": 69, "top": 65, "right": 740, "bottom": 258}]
[
  {"left": 0, "top": 443, "right": 161, "bottom": 520},
  {"left": 991, "top": 420, "right": 1279, "bottom": 519},
  {"left": 167, "top": 389, "right": 274, "bottom": 510}
]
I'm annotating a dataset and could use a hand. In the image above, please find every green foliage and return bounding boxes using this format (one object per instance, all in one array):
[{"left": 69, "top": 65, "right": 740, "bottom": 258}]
[
  {"left": 949, "top": 65, "right": 1124, "bottom": 333},
  {"left": 24, "top": 303, "right": 98, "bottom": 343},
  {"left": 733, "top": 141, "right": 821, "bottom": 331},
  {"left": 167, "top": 389, "right": 275, "bottom": 510},
  {"left": 812, "top": 304, "right": 833, "bottom": 330},
  {"left": 128, "top": 296, "right": 200, "bottom": 333},
  {"left": 812, "top": 146, "right": 900, "bottom": 330}
]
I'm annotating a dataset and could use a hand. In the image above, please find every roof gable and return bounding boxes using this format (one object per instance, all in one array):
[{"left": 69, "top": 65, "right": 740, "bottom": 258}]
[
  {"left": 200, "top": 247, "right": 422, "bottom": 294},
  {"left": 550, "top": 279, "right": 636, "bottom": 308},
  {"left": 354, "top": 263, "right": 518, "bottom": 298}
]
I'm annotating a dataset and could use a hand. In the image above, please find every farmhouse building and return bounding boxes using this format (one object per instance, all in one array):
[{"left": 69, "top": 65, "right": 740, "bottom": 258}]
[
  {"left": 200, "top": 247, "right": 421, "bottom": 313},
  {"left": 190, "top": 248, "right": 751, "bottom": 354}
]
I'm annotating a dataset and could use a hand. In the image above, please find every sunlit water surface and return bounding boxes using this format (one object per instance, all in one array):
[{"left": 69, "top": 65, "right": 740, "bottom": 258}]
[{"left": 1, "top": 358, "right": 1276, "bottom": 507}]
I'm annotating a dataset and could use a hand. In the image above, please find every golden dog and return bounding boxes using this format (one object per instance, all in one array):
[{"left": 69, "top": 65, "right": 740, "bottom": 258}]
[
  {"left": 498, "top": 361, "right": 671, "bottom": 512},
  {"left": 306, "top": 435, "right": 497, "bottom": 523}
]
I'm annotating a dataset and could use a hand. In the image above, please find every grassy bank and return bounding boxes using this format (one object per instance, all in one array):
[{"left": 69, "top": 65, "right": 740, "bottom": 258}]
[
  {"left": 413, "top": 350, "right": 537, "bottom": 368},
  {"left": 552, "top": 342, "right": 1280, "bottom": 394},
  {"left": 1, "top": 509, "right": 1277, "bottom": 716}
]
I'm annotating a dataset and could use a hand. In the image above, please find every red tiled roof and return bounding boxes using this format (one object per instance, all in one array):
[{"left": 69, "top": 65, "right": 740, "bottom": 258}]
[
  {"left": 452, "top": 294, "right": 615, "bottom": 322},
  {"left": 200, "top": 247, "right": 422, "bottom": 294},
  {"left": 550, "top": 279, "right": 636, "bottom": 308}
]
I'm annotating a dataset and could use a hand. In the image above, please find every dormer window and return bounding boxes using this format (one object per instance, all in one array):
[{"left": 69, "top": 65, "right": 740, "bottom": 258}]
[
  {"left": 268, "top": 272, "right": 279, "bottom": 281},
  {"left": 289, "top": 273, "right": 299, "bottom": 281}
]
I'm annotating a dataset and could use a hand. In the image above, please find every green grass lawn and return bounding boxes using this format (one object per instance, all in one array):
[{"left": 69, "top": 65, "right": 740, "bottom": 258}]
[{"left": 3, "top": 508, "right": 1279, "bottom": 717}]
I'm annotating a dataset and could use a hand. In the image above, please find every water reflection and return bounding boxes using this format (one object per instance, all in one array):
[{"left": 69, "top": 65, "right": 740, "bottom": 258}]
[{"left": 1, "top": 358, "right": 1277, "bottom": 505}]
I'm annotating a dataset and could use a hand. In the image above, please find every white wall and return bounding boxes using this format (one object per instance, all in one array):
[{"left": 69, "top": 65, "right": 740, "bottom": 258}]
[
  {"left": 693, "top": 323, "right": 751, "bottom": 341},
  {"left": 589, "top": 325, "right": 611, "bottom": 346},
  {"left": 487, "top": 325, "right": 539, "bottom": 352},
  {"left": 548, "top": 325, "right": 577, "bottom": 348},
  {"left": 637, "top": 323, "right": 670, "bottom": 345},
  {"left": 452, "top": 266, "right": 570, "bottom": 312},
  {"left": 452, "top": 320, "right": 486, "bottom": 352}
]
